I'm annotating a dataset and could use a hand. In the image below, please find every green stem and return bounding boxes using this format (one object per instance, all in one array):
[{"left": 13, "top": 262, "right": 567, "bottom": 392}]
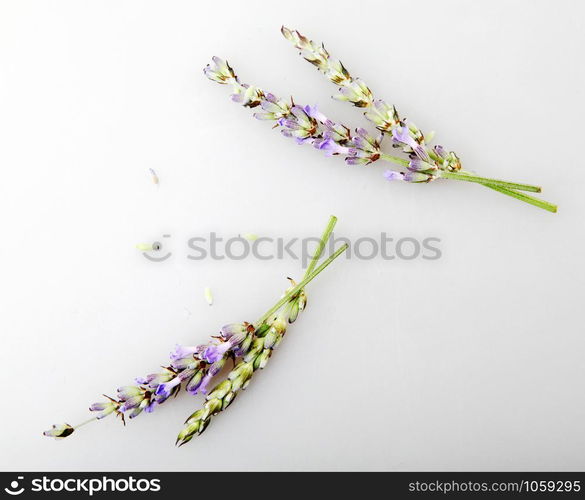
[
  {"left": 380, "top": 153, "right": 547, "bottom": 196},
  {"left": 483, "top": 185, "right": 558, "bottom": 213},
  {"left": 255, "top": 243, "right": 348, "bottom": 326},
  {"left": 441, "top": 171, "right": 542, "bottom": 193},
  {"left": 276, "top": 215, "right": 338, "bottom": 316},
  {"left": 379, "top": 153, "right": 409, "bottom": 167},
  {"left": 73, "top": 417, "right": 98, "bottom": 430},
  {"left": 304, "top": 215, "right": 337, "bottom": 278}
]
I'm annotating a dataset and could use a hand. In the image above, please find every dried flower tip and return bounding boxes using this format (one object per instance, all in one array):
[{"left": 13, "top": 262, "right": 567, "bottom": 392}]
[
  {"left": 43, "top": 423, "right": 74, "bottom": 439},
  {"left": 149, "top": 168, "right": 159, "bottom": 184},
  {"left": 281, "top": 26, "right": 330, "bottom": 72},
  {"left": 176, "top": 400, "right": 223, "bottom": 446}
]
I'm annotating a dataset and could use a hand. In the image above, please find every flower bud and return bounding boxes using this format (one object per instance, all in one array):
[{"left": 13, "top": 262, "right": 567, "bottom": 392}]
[
  {"left": 408, "top": 158, "right": 437, "bottom": 173},
  {"left": 253, "top": 349, "right": 271, "bottom": 370},
  {"left": 89, "top": 400, "right": 119, "bottom": 419},
  {"left": 403, "top": 172, "right": 433, "bottom": 183},
  {"left": 244, "top": 337, "right": 265, "bottom": 363},
  {"left": 222, "top": 391, "right": 236, "bottom": 409},
  {"left": 263, "top": 327, "right": 279, "bottom": 349},
  {"left": 176, "top": 421, "right": 201, "bottom": 447},
  {"left": 186, "top": 369, "right": 204, "bottom": 394},
  {"left": 206, "top": 379, "right": 232, "bottom": 401}
]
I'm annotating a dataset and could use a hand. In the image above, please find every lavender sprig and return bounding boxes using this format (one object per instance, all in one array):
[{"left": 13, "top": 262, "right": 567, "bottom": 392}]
[
  {"left": 44, "top": 216, "right": 346, "bottom": 444},
  {"left": 280, "top": 26, "right": 557, "bottom": 212},
  {"left": 203, "top": 31, "right": 556, "bottom": 212},
  {"left": 176, "top": 216, "right": 339, "bottom": 446}
]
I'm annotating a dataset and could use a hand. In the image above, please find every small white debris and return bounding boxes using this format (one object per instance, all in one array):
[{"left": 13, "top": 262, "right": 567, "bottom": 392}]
[
  {"left": 242, "top": 233, "right": 258, "bottom": 241},
  {"left": 204, "top": 287, "right": 213, "bottom": 306},
  {"left": 149, "top": 168, "right": 159, "bottom": 185}
]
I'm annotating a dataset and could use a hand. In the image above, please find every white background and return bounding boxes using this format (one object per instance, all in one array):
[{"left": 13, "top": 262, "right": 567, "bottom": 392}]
[{"left": 1, "top": 0, "right": 584, "bottom": 471}]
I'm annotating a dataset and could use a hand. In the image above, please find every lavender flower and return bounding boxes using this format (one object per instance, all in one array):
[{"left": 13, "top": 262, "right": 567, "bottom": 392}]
[
  {"left": 88, "top": 398, "right": 119, "bottom": 420},
  {"left": 117, "top": 385, "right": 157, "bottom": 417},
  {"left": 200, "top": 343, "right": 231, "bottom": 364},
  {"left": 333, "top": 79, "right": 373, "bottom": 108},
  {"left": 391, "top": 124, "right": 430, "bottom": 163},
  {"left": 364, "top": 100, "right": 400, "bottom": 133},
  {"left": 383, "top": 170, "right": 403, "bottom": 182},
  {"left": 253, "top": 93, "right": 291, "bottom": 121},
  {"left": 154, "top": 368, "right": 197, "bottom": 401},
  {"left": 346, "top": 128, "right": 383, "bottom": 165},
  {"left": 314, "top": 137, "right": 351, "bottom": 157},
  {"left": 170, "top": 344, "right": 201, "bottom": 361},
  {"left": 44, "top": 217, "right": 348, "bottom": 445},
  {"left": 203, "top": 56, "right": 237, "bottom": 84},
  {"left": 278, "top": 105, "right": 318, "bottom": 143}
]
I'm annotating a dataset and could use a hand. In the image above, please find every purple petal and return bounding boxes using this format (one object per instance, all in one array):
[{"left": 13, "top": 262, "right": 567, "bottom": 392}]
[
  {"left": 170, "top": 345, "right": 200, "bottom": 361},
  {"left": 433, "top": 145, "right": 447, "bottom": 158},
  {"left": 89, "top": 402, "right": 109, "bottom": 411},
  {"left": 155, "top": 376, "right": 181, "bottom": 398},
  {"left": 253, "top": 112, "right": 275, "bottom": 121},
  {"left": 198, "top": 373, "right": 214, "bottom": 395},
  {"left": 355, "top": 127, "right": 369, "bottom": 139},
  {"left": 383, "top": 170, "right": 404, "bottom": 181},
  {"left": 144, "top": 401, "right": 157, "bottom": 413},
  {"left": 392, "top": 125, "right": 417, "bottom": 149},
  {"left": 345, "top": 156, "right": 368, "bottom": 166},
  {"left": 303, "top": 104, "right": 328, "bottom": 123},
  {"left": 408, "top": 158, "right": 435, "bottom": 172},
  {"left": 116, "top": 386, "right": 144, "bottom": 400},
  {"left": 201, "top": 342, "right": 231, "bottom": 363},
  {"left": 281, "top": 119, "right": 301, "bottom": 130},
  {"left": 317, "top": 138, "right": 350, "bottom": 157},
  {"left": 403, "top": 172, "right": 430, "bottom": 183}
]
